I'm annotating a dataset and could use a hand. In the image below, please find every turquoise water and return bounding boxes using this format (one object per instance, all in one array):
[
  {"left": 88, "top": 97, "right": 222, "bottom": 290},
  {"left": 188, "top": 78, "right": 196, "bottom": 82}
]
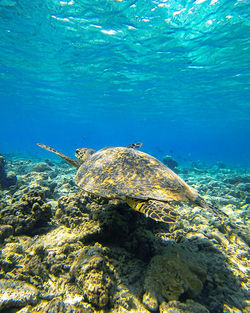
[{"left": 0, "top": 0, "right": 249, "bottom": 165}]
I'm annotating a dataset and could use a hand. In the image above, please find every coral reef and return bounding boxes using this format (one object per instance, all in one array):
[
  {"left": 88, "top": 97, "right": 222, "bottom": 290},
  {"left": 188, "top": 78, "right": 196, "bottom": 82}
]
[
  {"left": 0, "top": 279, "right": 39, "bottom": 310},
  {"left": 0, "top": 156, "right": 249, "bottom": 313},
  {"left": 0, "top": 155, "right": 17, "bottom": 189},
  {"left": 162, "top": 155, "right": 178, "bottom": 170},
  {"left": 143, "top": 245, "right": 206, "bottom": 311},
  {"left": 0, "top": 188, "right": 52, "bottom": 235},
  {"left": 0, "top": 224, "right": 13, "bottom": 243},
  {"left": 159, "top": 299, "right": 210, "bottom": 313},
  {"left": 70, "top": 243, "right": 117, "bottom": 308},
  {"left": 31, "top": 162, "right": 52, "bottom": 172}
]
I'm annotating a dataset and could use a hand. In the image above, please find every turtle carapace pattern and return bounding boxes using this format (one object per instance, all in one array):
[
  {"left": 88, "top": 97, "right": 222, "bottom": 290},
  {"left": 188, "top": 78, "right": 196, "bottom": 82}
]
[{"left": 37, "top": 143, "right": 228, "bottom": 223}]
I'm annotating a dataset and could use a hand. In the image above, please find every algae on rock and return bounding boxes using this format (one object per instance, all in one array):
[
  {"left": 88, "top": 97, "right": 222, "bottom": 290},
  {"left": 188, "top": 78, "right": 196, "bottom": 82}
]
[
  {"left": 0, "top": 188, "right": 52, "bottom": 235},
  {"left": 0, "top": 155, "right": 17, "bottom": 189},
  {"left": 143, "top": 245, "right": 206, "bottom": 311},
  {"left": 159, "top": 299, "right": 210, "bottom": 313},
  {"left": 70, "top": 243, "right": 117, "bottom": 309},
  {"left": 0, "top": 279, "right": 39, "bottom": 310}
]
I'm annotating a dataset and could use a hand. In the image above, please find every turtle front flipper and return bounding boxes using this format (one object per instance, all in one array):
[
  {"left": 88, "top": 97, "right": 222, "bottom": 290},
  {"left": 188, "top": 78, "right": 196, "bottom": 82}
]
[
  {"left": 37, "top": 143, "right": 81, "bottom": 168},
  {"left": 126, "top": 198, "right": 179, "bottom": 223}
]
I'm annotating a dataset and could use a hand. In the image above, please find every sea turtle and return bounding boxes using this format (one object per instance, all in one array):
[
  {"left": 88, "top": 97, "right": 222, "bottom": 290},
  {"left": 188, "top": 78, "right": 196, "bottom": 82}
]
[{"left": 37, "top": 143, "right": 227, "bottom": 223}]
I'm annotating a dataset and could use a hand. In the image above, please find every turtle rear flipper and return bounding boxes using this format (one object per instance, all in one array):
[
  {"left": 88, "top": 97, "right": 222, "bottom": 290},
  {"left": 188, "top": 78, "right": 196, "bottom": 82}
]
[
  {"left": 194, "top": 196, "right": 228, "bottom": 220},
  {"left": 126, "top": 198, "right": 179, "bottom": 223},
  {"left": 126, "top": 142, "right": 143, "bottom": 149},
  {"left": 37, "top": 143, "right": 81, "bottom": 168}
]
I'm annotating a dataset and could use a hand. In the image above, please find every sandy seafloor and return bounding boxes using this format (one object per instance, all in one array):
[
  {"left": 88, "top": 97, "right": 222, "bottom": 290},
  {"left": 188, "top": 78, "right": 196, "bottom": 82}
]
[{"left": 0, "top": 154, "right": 249, "bottom": 313}]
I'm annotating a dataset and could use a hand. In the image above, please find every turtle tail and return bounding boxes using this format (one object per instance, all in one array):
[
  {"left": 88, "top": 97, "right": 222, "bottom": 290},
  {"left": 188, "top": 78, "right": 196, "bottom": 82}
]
[{"left": 194, "top": 196, "right": 228, "bottom": 220}]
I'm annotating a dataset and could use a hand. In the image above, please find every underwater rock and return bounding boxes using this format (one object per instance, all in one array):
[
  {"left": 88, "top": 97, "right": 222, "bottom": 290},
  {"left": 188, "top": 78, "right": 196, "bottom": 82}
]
[
  {"left": 113, "top": 288, "right": 151, "bottom": 312},
  {"left": 21, "top": 171, "right": 58, "bottom": 198},
  {"left": 17, "top": 297, "right": 95, "bottom": 313},
  {"left": 0, "top": 155, "right": 17, "bottom": 189},
  {"left": 70, "top": 243, "right": 117, "bottom": 309},
  {"left": 95, "top": 202, "right": 136, "bottom": 242},
  {"left": 190, "top": 160, "right": 204, "bottom": 169},
  {"left": 0, "top": 224, "right": 14, "bottom": 243},
  {"left": 0, "top": 189, "right": 52, "bottom": 235},
  {"left": 0, "top": 279, "right": 39, "bottom": 310},
  {"left": 55, "top": 193, "right": 103, "bottom": 242},
  {"left": 5, "top": 170, "right": 17, "bottom": 186},
  {"left": 162, "top": 155, "right": 178, "bottom": 170},
  {"left": 224, "top": 175, "right": 250, "bottom": 184},
  {"left": 40, "top": 296, "right": 95, "bottom": 313},
  {"left": 55, "top": 192, "right": 156, "bottom": 252},
  {"left": 1, "top": 242, "right": 32, "bottom": 282},
  {"left": 143, "top": 245, "right": 206, "bottom": 311},
  {"left": 0, "top": 155, "right": 6, "bottom": 183},
  {"left": 223, "top": 303, "right": 247, "bottom": 313},
  {"left": 160, "top": 215, "right": 250, "bottom": 313},
  {"left": 23, "top": 254, "right": 49, "bottom": 284},
  {"left": 13, "top": 160, "right": 30, "bottom": 175},
  {"left": 31, "top": 162, "right": 51, "bottom": 172},
  {"left": 159, "top": 299, "right": 210, "bottom": 313},
  {"left": 216, "top": 161, "right": 226, "bottom": 169},
  {"left": 45, "top": 159, "right": 55, "bottom": 167},
  {"left": 1, "top": 229, "right": 86, "bottom": 304},
  {"left": 56, "top": 192, "right": 168, "bottom": 261},
  {"left": 56, "top": 193, "right": 91, "bottom": 228}
]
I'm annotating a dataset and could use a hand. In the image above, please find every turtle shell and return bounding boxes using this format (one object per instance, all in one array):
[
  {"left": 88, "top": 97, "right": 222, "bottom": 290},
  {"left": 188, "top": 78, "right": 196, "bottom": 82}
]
[{"left": 76, "top": 147, "right": 198, "bottom": 202}]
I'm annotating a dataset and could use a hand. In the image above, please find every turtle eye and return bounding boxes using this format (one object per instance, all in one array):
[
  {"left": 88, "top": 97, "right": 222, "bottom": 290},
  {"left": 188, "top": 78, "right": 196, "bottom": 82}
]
[{"left": 75, "top": 149, "right": 82, "bottom": 159}]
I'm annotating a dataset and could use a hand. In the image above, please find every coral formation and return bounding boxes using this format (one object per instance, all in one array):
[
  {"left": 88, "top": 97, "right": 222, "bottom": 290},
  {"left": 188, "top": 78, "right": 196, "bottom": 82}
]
[
  {"left": 0, "top": 188, "right": 52, "bottom": 235},
  {"left": 0, "top": 156, "right": 249, "bottom": 313},
  {"left": 159, "top": 299, "right": 210, "bottom": 313},
  {"left": 162, "top": 155, "right": 178, "bottom": 170},
  {"left": 70, "top": 243, "right": 117, "bottom": 309},
  {"left": 0, "top": 155, "right": 17, "bottom": 189},
  {"left": 31, "top": 162, "right": 52, "bottom": 172},
  {"left": 143, "top": 245, "right": 206, "bottom": 311},
  {"left": 0, "top": 224, "right": 13, "bottom": 243},
  {"left": 0, "top": 279, "right": 39, "bottom": 310}
]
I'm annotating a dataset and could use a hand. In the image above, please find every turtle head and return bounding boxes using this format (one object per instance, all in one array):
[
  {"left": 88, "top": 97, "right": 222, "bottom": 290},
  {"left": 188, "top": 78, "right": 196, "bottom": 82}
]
[{"left": 75, "top": 148, "right": 95, "bottom": 163}]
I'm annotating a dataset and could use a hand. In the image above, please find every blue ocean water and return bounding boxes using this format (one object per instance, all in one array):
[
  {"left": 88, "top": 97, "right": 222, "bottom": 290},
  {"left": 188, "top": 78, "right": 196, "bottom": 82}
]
[{"left": 0, "top": 0, "right": 249, "bottom": 165}]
